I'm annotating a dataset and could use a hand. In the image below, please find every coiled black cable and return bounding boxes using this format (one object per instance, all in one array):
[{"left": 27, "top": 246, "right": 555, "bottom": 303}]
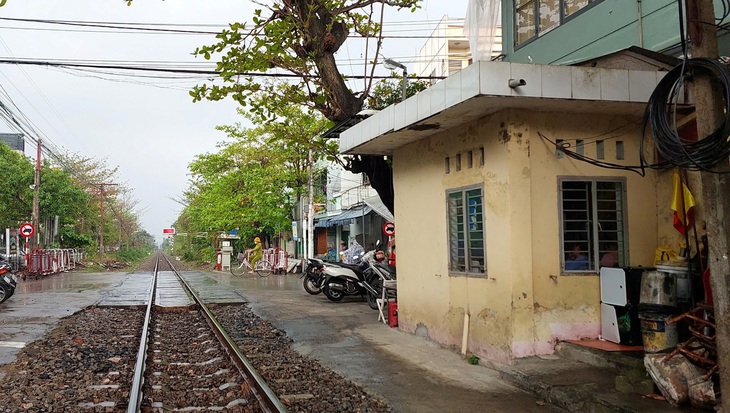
[{"left": 641, "top": 57, "right": 730, "bottom": 173}]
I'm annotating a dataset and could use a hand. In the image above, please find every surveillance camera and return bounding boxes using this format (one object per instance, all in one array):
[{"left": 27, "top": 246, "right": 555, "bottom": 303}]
[{"left": 29, "top": 184, "right": 35, "bottom": 189}]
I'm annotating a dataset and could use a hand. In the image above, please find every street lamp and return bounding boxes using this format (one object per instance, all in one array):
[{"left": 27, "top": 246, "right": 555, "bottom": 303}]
[{"left": 383, "top": 58, "right": 407, "bottom": 102}]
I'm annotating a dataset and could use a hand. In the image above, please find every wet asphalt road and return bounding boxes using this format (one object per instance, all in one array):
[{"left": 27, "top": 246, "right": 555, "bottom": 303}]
[{"left": 0, "top": 269, "right": 564, "bottom": 413}]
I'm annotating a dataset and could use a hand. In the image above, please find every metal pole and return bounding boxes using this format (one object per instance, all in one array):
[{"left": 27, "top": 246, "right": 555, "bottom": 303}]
[
  {"left": 401, "top": 68, "right": 407, "bottom": 102},
  {"left": 99, "top": 184, "right": 105, "bottom": 260},
  {"left": 31, "top": 138, "right": 41, "bottom": 250},
  {"left": 307, "top": 148, "right": 314, "bottom": 259}
]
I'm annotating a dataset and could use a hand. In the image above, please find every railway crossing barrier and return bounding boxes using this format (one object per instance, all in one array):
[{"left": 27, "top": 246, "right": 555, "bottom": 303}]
[{"left": 25, "top": 248, "right": 81, "bottom": 277}]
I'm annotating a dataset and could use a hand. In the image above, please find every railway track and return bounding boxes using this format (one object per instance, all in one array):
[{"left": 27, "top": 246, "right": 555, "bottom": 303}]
[
  {"left": 129, "top": 252, "right": 287, "bottom": 412},
  {"left": 0, "top": 252, "right": 391, "bottom": 413}
]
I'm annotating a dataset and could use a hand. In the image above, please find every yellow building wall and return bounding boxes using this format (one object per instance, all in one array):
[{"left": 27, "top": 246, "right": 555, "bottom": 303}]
[
  {"left": 523, "top": 110, "right": 659, "bottom": 355},
  {"left": 393, "top": 108, "right": 661, "bottom": 363}
]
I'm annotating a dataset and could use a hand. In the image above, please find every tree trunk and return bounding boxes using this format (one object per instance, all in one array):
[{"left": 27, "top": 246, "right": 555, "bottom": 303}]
[{"left": 289, "top": 0, "right": 395, "bottom": 214}]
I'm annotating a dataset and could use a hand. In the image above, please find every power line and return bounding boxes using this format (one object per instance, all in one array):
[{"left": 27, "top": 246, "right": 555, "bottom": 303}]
[
  {"left": 0, "top": 35, "right": 87, "bottom": 153},
  {"left": 0, "top": 16, "right": 468, "bottom": 39},
  {"left": 0, "top": 58, "right": 446, "bottom": 80}
]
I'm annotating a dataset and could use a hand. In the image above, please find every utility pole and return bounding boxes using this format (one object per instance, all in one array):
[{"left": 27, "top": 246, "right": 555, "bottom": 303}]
[
  {"left": 31, "top": 138, "right": 41, "bottom": 250},
  {"left": 686, "top": 0, "right": 730, "bottom": 405}
]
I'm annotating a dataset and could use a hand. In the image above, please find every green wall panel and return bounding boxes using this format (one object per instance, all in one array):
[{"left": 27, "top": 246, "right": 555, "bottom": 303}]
[{"left": 502, "top": 0, "right": 729, "bottom": 65}]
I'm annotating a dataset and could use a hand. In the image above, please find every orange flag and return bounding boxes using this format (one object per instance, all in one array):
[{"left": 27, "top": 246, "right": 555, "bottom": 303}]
[{"left": 670, "top": 169, "right": 695, "bottom": 235}]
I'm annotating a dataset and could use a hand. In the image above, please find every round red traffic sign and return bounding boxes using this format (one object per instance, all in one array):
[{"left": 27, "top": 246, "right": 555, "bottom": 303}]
[
  {"left": 382, "top": 222, "right": 395, "bottom": 237},
  {"left": 19, "top": 222, "right": 35, "bottom": 238}
]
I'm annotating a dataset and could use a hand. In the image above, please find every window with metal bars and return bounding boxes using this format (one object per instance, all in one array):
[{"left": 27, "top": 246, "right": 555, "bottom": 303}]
[
  {"left": 559, "top": 178, "right": 627, "bottom": 273},
  {"left": 447, "top": 186, "right": 486, "bottom": 275}
]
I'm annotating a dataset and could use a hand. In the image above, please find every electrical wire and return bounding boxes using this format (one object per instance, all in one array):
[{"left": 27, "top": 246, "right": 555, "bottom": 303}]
[
  {"left": 542, "top": 58, "right": 730, "bottom": 175},
  {"left": 0, "top": 16, "right": 469, "bottom": 39},
  {"left": 538, "top": 131, "right": 656, "bottom": 176},
  {"left": 640, "top": 58, "right": 730, "bottom": 173},
  {"left": 0, "top": 58, "right": 446, "bottom": 81}
]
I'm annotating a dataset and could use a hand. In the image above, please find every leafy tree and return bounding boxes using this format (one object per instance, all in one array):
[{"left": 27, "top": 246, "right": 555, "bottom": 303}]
[
  {"left": 190, "top": 0, "right": 422, "bottom": 214},
  {"left": 0, "top": 145, "right": 145, "bottom": 255},
  {"left": 59, "top": 227, "right": 93, "bottom": 249},
  {"left": 38, "top": 163, "right": 92, "bottom": 248},
  {"left": 52, "top": 152, "right": 146, "bottom": 257},
  {"left": 0, "top": 144, "right": 96, "bottom": 249},
  {"left": 0, "top": 143, "right": 34, "bottom": 228},
  {"left": 177, "top": 99, "right": 328, "bottom": 260}
]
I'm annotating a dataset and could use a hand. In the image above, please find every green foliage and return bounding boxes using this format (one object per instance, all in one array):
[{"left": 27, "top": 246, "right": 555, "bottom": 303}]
[
  {"left": 60, "top": 226, "right": 93, "bottom": 249},
  {"left": 54, "top": 152, "right": 144, "bottom": 254},
  {"left": 39, "top": 163, "right": 91, "bottom": 227},
  {"left": 0, "top": 143, "right": 145, "bottom": 254},
  {"left": 368, "top": 75, "right": 430, "bottom": 110},
  {"left": 190, "top": 0, "right": 420, "bottom": 122},
  {"left": 175, "top": 99, "right": 329, "bottom": 260},
  {"left": 0, "top": 143, "right": 34, "bottom": 228},
  {"left": 116, "top": 245, "right": 153, "bottom": 262}
]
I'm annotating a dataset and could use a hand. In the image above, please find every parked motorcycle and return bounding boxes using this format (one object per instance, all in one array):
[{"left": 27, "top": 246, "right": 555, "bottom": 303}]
[
  {"left": 301, "top": 258, "right": 327, "bottom": 295},
  {"left": 321, "top": 257, "right": 372, "bottom": 303},
  {"left": 0, "top": 255, "right": 18, "bottom": 304},
  {"left": 359, "top": 247, "right": 397, "bottom": 310}
]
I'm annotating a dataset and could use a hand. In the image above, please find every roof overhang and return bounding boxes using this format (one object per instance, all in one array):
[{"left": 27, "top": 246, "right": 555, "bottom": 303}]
[
  {"left": 325, "top": 205, "right": 373, "bottom": 227},
  {"left": 340, "top": 60, "right": 673, "bottom": 156},
  {"left": 322, "top": 109, "right": 380, "bottom": 140}
]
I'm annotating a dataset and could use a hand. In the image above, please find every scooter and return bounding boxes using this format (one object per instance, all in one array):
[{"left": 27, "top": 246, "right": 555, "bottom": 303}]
[
  {"left": 359, "top": 246, "right": 397, "bottom": 310},
  {"left": 320, "top": 257, "right": 372, "bottom": 302},
  {"left": 300, "top": 258, "right": 327, "bottom": 295},
  {"left": 301, "top": 257, "right": 367, "bottom": 296},
  {"left": 0, "top": 255, "right": 18, "bottom": 304}
]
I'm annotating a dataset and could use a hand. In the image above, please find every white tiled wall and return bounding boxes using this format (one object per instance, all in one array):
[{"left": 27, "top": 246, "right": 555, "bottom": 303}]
[
  {"left": 340, "top": 60, "right": 662, "bottom": 153},
  {"left": 600, "top": 69, "right": 630, "bottom": 101},
  {"left": 571, "top": 67, "right": 601, "bottom": 100},
  {"left": 541, "top": 65, "right": 572, "bottom": 99},
  {"left": 629, "top": 70, "right": 659, "bottom": 102}
]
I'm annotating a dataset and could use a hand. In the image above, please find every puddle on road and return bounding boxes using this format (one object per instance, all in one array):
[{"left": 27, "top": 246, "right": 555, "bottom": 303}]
[{"left": 205, "top": 272, "right": 304, "bottom": 292}]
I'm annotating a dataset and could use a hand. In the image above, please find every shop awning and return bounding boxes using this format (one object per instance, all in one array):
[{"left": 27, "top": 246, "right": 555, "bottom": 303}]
[
  {"left": 363, "top": 195, "right": 394, "bottom": 222},
  {"left": 327, "top": 205, "right": 373, "bottom": 227},
  {"left": 314, "top": 217, "right": 330, "bottom": 228}
]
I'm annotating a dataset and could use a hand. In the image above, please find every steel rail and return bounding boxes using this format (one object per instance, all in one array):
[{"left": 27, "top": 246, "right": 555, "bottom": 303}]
[
  {"left": 126, "top": 252, "right": 159, "bottom": 413},
  {"left": 159, "top": 253, "right": 288, "bottom": 413}
]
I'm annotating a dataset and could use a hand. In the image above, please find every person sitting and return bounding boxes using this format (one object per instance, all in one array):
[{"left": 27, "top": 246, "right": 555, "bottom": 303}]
[
  {"left": 565, "top": 243, "right": 589, "bottom": 271},
  {"left": 326, "top": 244, "right": 337, "bottom": 262},
  {"left": 600, "top": 243, "right": 619, "bottom": 268}
]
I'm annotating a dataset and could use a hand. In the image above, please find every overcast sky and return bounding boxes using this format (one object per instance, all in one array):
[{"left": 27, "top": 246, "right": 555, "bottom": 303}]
[{"left": 0, "top": 0, "right": 468, "bottom": 244}]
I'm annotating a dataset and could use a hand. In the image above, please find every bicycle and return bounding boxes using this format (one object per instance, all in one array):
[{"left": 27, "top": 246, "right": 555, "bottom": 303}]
[{"left": 230, "top": 251, "right": 272, "bottom": 277}]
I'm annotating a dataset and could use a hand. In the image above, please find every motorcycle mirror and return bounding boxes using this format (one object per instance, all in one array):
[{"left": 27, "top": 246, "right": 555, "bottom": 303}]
[{"left": 376, "top": 240, "right": 381, "bottom": 247}]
